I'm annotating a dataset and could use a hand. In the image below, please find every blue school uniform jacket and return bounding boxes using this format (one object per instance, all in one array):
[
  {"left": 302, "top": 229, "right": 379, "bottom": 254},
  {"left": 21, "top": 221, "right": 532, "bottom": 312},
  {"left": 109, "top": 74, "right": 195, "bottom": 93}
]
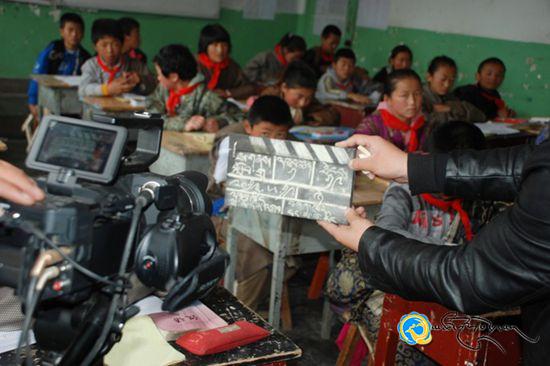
[{"left": 27, "top": 40, "right": 91, "bottom": 105}]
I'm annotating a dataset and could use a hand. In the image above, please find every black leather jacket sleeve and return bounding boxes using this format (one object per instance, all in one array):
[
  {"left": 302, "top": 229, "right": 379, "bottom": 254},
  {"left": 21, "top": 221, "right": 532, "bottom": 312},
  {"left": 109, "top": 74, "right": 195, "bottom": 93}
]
[{"left": 358, "top": 142, "right": 550, "bottom": 314}]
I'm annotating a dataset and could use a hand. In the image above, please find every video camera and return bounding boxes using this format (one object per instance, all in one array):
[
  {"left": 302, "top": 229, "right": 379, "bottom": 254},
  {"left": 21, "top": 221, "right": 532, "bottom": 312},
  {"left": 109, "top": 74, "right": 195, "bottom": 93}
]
[{"left": 0, "top": 114, "right": 228, "bottom": 365}]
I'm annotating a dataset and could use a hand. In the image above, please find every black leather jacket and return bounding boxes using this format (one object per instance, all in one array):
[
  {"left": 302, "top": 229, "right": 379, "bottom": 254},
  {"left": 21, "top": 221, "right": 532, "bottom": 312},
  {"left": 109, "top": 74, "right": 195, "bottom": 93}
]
[{"left": 358, "top": 141, "right": 550, "bottom": 365}]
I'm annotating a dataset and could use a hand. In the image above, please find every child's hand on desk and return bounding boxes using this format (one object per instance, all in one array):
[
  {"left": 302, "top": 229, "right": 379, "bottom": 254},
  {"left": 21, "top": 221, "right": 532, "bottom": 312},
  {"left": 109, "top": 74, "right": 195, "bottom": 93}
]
[
  {"left": 318, "top": 207, "right": 373, "bottom": 252},
  {"left": 123, "top": 72, "right": 140, "bottom": 87},
  {"left": 348, "top": 93, "right": 372, "bottom": 105},
  {"left": 185, "top": 115, "right": 206, "bottom": 131},
  {"left": 433, "top": 104, "right": 451, "bottom": 113},
  {"left": 204, "top": 118, "right": 220, "bottom": 133}
]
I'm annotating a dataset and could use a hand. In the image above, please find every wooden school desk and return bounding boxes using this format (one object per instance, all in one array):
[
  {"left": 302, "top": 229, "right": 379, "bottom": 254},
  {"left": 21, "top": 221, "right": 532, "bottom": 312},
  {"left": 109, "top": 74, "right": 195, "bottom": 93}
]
[
  {"left": 148, "top": 131, "right": 215, "bottom": 176},
  {"left": 82, "top": 96, "right": 145, "bottom": 116},
  {"left": 324, "top": 100, "right": 375, "bottom": 128},
  {"left": 31, "top": 74, "right": 81, "bottom": 118},
  {"left": 223, "top": 174, "right": 389, "bottom": 332},
  {"left": 0, "top": 287, "right": 302, "bottom": 366}
]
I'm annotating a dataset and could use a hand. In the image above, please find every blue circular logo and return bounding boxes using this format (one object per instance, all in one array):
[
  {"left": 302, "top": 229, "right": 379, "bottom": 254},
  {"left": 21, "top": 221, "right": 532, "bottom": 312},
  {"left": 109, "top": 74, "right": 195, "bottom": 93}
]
[{"left": 397, "top": 311, "right": 433, "bottom": 346}]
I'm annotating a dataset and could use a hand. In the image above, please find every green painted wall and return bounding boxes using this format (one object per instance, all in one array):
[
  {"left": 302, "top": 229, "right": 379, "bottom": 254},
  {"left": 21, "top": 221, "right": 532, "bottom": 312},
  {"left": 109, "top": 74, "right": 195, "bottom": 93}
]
[
  {"left": 0, "top": 1, "right": 298, "bottom": 78},
  {"left": 1, "top": 0, "right": 548, "bottom": 116}
]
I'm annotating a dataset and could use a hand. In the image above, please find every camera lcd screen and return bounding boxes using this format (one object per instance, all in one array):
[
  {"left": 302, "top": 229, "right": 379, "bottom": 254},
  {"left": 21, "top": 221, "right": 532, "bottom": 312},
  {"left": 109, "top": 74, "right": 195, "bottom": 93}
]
[{"left": 36, "top": 121, "right": 117, "bottom": 174}]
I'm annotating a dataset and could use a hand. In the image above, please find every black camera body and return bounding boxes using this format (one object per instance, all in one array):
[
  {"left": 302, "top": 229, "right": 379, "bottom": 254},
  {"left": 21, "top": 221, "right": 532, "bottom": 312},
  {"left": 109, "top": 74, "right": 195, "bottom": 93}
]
[{"left": 0, "top": 114, "right": 228, "bottom": 365}]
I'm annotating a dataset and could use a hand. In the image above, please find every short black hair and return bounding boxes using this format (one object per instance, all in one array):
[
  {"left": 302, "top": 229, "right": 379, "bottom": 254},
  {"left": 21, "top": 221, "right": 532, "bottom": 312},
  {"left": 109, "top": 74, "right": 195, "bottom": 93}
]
[
  {"left": 198, "top": 24, "right": 231, "bottom": 54},
  {"left": 279, "top": 33, "right": 307, "bottom": 53},
  {"left": 321, "top": 25, "right": 342, "bottom": 38},
  {"left": 248, "top": 96, "right": 293, "bottom": 127},
  {"left": 427, "top": 55, "right": 457, "bottom": 75},
  {"left": 425, "top": 121, "right": 486, "bottom": 153},
  {"left": 390, "top": 44, "right": 413, "bottom": 61},
  {"left": 60, "top": 12, "right": 84, "bottom": 30},
  {"left": 118, "top": 17, "right": 140, "bottom": 36},
  {"left": 282, "top": 60, "right": 317, "bottom": 90},
  {"left": 153, "top": 44, "right": 197, "bottom": 81},
  {"left": 477, "top": 57, "right": 506, "bottom": 73},
  {"left": 91, "top": 19, "right": 123, "bottom": 44},
  {"left": 384, "top": 69, "right": 422, "bottom": 97},
  {"left": 334, "top": 48, "right": 356, "bottom": 63}
]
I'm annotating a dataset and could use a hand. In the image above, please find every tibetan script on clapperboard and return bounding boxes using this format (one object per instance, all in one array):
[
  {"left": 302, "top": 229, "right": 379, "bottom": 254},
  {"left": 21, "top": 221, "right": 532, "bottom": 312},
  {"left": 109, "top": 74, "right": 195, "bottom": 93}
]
[{"left": 225, "top": 134, "right": 356, "bottom": 224}]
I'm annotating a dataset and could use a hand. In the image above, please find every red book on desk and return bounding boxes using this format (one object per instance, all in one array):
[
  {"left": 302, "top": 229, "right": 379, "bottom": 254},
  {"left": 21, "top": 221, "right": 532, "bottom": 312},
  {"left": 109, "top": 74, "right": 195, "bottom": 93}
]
[{"left": 176, "top": 320, "right": 270, "bottom": 355}]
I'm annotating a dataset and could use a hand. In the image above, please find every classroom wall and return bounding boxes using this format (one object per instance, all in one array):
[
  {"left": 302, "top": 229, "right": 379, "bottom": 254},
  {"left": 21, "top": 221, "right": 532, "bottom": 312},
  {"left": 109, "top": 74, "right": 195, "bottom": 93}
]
[{"left": 0, "top": 0, "right": 548, "bottom": 117}]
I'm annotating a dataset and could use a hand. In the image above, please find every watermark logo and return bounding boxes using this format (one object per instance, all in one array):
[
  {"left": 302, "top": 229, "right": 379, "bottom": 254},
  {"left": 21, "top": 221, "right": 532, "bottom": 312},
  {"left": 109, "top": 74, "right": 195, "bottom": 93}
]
[{"left": 397, "top": 312, "right": 433, "bottom": 346}]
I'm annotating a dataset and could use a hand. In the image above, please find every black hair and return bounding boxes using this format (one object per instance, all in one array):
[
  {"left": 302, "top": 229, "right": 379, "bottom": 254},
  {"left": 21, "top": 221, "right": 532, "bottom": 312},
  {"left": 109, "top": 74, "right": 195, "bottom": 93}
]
[
  {"left": 279, "top": 33, "right": 307, "bottom": 53},
  {"left": 427, "top": 55, "right": 457, "bottom": 75},
  {"left": 384, "top": 69, "right": 422, "bottom": 96},
  {"left": 282, "top": 60, "right": 317, "bottom": 90},
  {"left": 477, "top": 57, "right": 506, "bottom": 73},
  {"left": 389, "top": 44, "right": 413, "bottom": 61},
  {"left": 248, "top": 95, "right": 293, "bottom": 127},
  {"left": 153, "top": 44, "right": 197, "bottom": 81},
  {"left": 198, "top": 24, "right": 231, "bottom": 54},
  {"left": 321, "top": 25, "right": 342, "bottom": 38},
  {"left": 118, "top": 17, "right": 140, "bottom": 36},
  {"left": 91, "top": 19, "right": 124, "bottom": 44},
  {"left": 334, "top": 48, "right": 356, "bottom": 63},
  {"left": 60, "top": 12, "right": 84, "bottom": 30},
  {"left": 425, "top": 121, "right": 486, "bottom": 153}
]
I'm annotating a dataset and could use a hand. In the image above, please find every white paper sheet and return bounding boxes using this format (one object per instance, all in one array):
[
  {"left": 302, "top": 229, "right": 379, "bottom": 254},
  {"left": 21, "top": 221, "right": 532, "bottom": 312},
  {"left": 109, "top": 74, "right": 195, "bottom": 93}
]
[
  {"left": 356, "top": 0, "right": 390, "bottom": 29},
  {"left": 0, "top": 330, "right": 35, "bottom": 354},
  {"left": 475, "top": 122, "right": 519, "bottom": 136},
  {"left": 133, "top": 295, "right": 164, "bottom": 317},
  {"left": 53, "top": 75, "right": 81, "bottom": 87}
]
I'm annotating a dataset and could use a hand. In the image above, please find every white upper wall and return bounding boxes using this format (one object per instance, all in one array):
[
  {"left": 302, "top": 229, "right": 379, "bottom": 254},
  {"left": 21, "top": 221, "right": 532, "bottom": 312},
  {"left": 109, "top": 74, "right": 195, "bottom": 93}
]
[{"left": 388, "top": 0, "right": 550, "bottom": 45}]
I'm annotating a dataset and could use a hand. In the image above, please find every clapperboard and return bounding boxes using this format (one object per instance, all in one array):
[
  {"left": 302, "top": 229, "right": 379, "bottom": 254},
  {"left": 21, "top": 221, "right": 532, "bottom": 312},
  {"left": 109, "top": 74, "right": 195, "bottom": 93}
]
[{"left": 225, "top": 134, "right": 356, "bottom": 224}]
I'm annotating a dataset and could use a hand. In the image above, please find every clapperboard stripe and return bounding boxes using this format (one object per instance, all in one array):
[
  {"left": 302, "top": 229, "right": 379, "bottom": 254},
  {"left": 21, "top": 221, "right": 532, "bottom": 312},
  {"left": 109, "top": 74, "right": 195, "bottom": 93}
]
[{"left": 230, "top": 134, "right": 354, "bottom": 164}]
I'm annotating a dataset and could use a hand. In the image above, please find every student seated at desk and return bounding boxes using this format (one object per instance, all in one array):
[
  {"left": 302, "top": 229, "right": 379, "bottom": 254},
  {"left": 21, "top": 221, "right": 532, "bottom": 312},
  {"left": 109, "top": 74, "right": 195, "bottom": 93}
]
[
  {"left": 356, "top": 69, "right": 426, "bottom": 152},
  {"left": 372, "top": 45, "right": 412, "bottom": 86},
  {"left": 147, "top": 44, "right": 242, "bottom": 133},
  {"left": 326, "top": 121, "right": 506, "bottom": 365},
  {"left": 79, "top": 19, "right": 155, "bottom": 98},
  {"left": 261, "top": 60, "right": 340, "bottom": 126},
  {"left": 28, "top": 12, "right": 91, "bottom": 121},
  {"left": 422, "top": 55, "right": 486, "bottom": 125},
  {"left": 304, "top": 24, "right": 341, "bottom": 78},
  {"left": 197, "top": 24, "right": 256, "bottom": 100},
  {"left": 315, "top": 48, "right": 381, "bottom": 105},
  {"left": 207, "top": 96, "right": 295, "bottom": 309},
  {"left": 454, "top": 57, "right": 515, "bottom": 120},
  {"left": 118, "top": 17, "right": 147, "bottom": 64},
  {"left": 244, "top": 33, "right": 306, "bottom": 87}
]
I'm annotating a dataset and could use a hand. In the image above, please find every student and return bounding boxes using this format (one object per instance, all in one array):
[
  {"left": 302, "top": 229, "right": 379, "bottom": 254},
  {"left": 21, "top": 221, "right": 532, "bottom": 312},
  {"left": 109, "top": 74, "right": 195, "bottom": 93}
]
[
  {"left": 372, "top": 45, "right": 412, "bottom": 86},
  {"left": 207, "top": 96, "right": 295, "bottom": 309},
  {"left": 197, "top": 24, "right": 256, "bottom": 100},
  {"left": 356, "top": 69, "right": 426, "bottom": 151},
  {"left": 244, "top": 33, "right": 307, "bottom": 86},
  {"left": 326, "top": 121, "right": 504, "bottom": 366},
  {"left": 423, "top": 55, "right": 486, "bottom": 125},
  {"left": 304, "top": 24, "right": 342, "bottom": 77},
  {"left": 315, "top": 48, "right": 381, "bottom": 105},
  {"left": 78, "top": 19, "right": 155, "bottom": 98},
  {"left": 28, "top": 12, "right": 91, "bottom": 121},
  {"left": 261, "top": 60, "right": 340, "bottom": 126},
  {"left": 118, "top": 17, "right": 147, "bottom": 63},
  {"left": 146, "top": 44, "right": 242, "bottom": 132},
  {"left": 454, "top": 57, "right": 515, "bottom": 120}
]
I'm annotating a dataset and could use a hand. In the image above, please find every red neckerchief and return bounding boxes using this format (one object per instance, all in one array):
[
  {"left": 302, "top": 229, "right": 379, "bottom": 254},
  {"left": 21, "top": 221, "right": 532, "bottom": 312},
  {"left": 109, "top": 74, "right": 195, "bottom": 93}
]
[
  {"left": 198, "top": 53, "right": 230, "bottom": 90},
  {"left": 378, "top": 105, "right": 425, "bottom": 152},
  {"left": 320, "top": 50, "right": 333, "bottom": 63},
  {"left": 166, "top": 83, "right": 201, "bottom": 116},
  {"left": 479, "top": 86, "right": 506, "bottom": 109},
  {"left": 128, "top": 48, "right": 143, "bottom": 61},
  {"left": 96, "top": 55, "right": 123, "bottom": 84},
  {"left": 420, "top": 194, "right": 473, "bottom": 241},
  {"left": 274, "top": 44, "right": 287, "bottom": 66}
]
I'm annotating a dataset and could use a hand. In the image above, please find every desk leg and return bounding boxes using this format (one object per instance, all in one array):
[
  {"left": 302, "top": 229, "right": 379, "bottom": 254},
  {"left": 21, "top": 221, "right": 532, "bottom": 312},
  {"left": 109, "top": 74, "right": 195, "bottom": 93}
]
[
  {"left": 224, "top": 225, "right": 237, "bottom": 295},
  {"left": 268, "top": 219, "right": 291, "bottom": 330}
]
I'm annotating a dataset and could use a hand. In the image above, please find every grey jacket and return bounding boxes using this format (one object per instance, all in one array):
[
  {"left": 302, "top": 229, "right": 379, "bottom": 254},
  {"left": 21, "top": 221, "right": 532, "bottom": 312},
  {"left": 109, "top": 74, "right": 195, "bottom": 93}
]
[{"left": 243, "top": 50, "right": 284, "bottom": 86}]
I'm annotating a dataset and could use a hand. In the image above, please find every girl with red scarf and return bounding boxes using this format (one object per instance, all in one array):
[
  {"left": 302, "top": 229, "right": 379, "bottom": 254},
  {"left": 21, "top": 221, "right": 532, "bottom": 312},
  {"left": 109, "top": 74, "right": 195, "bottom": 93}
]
[
  {"left": 243, "top": 33, "right": 307, "bottom": 87},
  {"left": 356, "top": 69, "right": 427, "bottom": 152},
  {"left": 197, "top": 24, "right": 256, "bottom": 100}
]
